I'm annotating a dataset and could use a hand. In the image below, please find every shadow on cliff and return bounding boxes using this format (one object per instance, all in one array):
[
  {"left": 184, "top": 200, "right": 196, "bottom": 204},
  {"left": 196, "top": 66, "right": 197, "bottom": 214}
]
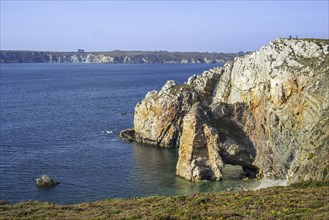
[{"left": 211, "top": 102, "right": 259, "bottom": 178}]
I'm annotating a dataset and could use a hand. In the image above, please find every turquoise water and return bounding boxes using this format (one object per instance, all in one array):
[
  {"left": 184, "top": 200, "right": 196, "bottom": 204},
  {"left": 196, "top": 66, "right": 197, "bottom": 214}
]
[{"left": 0, "top": 63, "right": 255, "bottom": 204}]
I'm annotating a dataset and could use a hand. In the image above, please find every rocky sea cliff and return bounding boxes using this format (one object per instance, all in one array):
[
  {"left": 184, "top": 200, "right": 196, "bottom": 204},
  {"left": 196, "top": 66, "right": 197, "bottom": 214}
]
[
  {"left": 121, "top": 38, "right": 329, "bottom": 183},
  {"left": 0, "top": 50, "right": 238, "bottom": 64}
]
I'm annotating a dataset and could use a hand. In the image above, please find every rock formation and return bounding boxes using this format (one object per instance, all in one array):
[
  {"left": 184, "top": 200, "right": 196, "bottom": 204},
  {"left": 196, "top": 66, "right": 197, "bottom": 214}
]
[
  {"left": 124, "top": 38, "right": 329, "bottom": 183},
  {"left": 35, "top": 175, "right": 59, "bottom": 187},
  {"left": 176, "top": 102, "right": 224, "bottom": 181},
  {"left": 119, "top": 128, "right": 135, "bottom": 142}
]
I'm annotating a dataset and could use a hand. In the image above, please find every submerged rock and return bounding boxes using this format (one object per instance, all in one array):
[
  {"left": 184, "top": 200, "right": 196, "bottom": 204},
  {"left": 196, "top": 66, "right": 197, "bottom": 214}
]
[
  {"left": 35, "top": 175, "right": 59, "bottom": 187},
  {"left": 119, "top": 128, "right": 135, "bottom": 142},
  {"left": 123, "top": 38, "right": 329, "bottom": 183}
]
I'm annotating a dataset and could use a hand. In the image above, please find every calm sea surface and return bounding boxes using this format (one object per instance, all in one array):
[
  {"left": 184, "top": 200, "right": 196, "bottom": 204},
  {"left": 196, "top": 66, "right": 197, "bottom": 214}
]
[{"left": 0, "top": 63, "right": 256, "bottom": 204}]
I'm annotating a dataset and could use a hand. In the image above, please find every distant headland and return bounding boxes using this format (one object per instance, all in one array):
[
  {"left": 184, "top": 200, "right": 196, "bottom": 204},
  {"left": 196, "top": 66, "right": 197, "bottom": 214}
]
[{"left": 0, "top": 50, "right": 243, "bottom": 64}]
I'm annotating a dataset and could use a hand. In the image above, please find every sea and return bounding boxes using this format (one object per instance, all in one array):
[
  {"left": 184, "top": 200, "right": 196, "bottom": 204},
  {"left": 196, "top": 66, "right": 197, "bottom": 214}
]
[{"left": 0, "top": 63, "right": 256, "bottom": 204}]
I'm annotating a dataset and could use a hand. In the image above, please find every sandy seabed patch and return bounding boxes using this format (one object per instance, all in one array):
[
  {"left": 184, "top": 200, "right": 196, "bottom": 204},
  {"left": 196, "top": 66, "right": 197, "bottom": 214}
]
[{"left": 249, "top": 179, "right": 288, "bottom": 190}]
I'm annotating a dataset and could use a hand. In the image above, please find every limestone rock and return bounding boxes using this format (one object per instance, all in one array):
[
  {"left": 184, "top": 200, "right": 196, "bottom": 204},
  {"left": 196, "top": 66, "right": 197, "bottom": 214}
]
[
  {"left": 133, "top": 69, "right": 222, "bottom": 148},
  {"left": 176, "top": 102, "right": 224, "bottom": 181},
  {"left": 127, "top": 38, "right": 329, "bottom": 183},
  {"left": 212, "top": 38, "right": 329, "bottom": 182},
  {"left": 35, "top": 175, "right": 59, "bottom": 187}
]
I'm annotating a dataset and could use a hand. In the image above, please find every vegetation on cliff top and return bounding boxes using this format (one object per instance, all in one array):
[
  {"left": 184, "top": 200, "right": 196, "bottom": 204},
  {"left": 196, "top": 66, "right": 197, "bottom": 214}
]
[
  {"left": 280, "top": 38, "right": 329, "bottom": 43},
  {"left": 0, "top": 50, "right": 239, "bottom": 63},
  {"left": 1, "top": 181, "right": 328, "bottom": 219}
]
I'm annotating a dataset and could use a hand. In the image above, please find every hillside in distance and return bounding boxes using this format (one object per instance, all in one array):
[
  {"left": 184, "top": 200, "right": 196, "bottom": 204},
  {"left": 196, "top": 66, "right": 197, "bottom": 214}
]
[{"left": 0, "top": 50, "right": 241, "bottom": 64}]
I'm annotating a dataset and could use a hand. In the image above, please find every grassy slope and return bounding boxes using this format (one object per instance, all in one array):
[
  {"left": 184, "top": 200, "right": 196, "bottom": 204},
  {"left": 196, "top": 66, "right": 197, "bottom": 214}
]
[{"left": 1, "top": 182, "right": 328, "bottom": 220}]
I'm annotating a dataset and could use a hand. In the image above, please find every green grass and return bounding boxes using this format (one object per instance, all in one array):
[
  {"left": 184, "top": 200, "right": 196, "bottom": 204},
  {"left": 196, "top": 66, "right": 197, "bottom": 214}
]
[
  {"left": 280, "top": 38, "right": 329, "bottom": 44},
  {"left": 298, "top": 38, "right": 329, "bottom": 44},
  {"left": 1, "top": 181, "right": 328, "bottom": 219},
  {"left": 297, "top": 54, "right": 329, "bottom": 71}
]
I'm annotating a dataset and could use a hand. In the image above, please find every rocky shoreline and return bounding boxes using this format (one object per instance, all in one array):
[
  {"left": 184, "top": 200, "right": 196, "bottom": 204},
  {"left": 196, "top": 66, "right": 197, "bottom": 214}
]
[
  {"left": 0, "top": 50, "right": 239, "bottom": 64},
  {"left": 121, "top": 38, "right": 329, "bottom": 184}
]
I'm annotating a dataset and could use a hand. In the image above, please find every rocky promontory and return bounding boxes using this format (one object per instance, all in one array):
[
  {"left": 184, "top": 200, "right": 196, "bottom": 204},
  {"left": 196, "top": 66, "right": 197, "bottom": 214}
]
[
  {"left": 122, "top": 38, "right": 329, "bottom": 183},
  {"left": 0, "top": 50, "right": 238, "bottom": 64}
]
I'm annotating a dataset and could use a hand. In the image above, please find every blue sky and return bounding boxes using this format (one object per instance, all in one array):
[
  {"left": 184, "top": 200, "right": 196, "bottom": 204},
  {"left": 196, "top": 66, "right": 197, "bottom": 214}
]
[{"left": 1, "top": 1, "right": 328, "bottom": 52}]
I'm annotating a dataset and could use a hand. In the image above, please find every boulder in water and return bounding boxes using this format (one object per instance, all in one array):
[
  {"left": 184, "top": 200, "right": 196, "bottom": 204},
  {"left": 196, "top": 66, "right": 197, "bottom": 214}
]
[
  {"left": 119, "top": 128, "right": 135, "bottom": 142},
  {"left": 35, "top": 175, "right": 59, "bottom": 187}
]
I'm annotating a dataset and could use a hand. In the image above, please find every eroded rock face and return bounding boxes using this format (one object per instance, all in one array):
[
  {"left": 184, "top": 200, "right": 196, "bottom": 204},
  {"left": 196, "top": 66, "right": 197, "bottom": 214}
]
[
  {"left": 133, "top": 75, "right": 219, "bottom": 147},
  {"left": 128, "top": 38, "right": 329, "bottom": 183},
  {"left": 176, "top": 102, "right": 224, "bottom": 181},
  {"left": 213, "top": 38, "right": 329, "bottom": 182}
]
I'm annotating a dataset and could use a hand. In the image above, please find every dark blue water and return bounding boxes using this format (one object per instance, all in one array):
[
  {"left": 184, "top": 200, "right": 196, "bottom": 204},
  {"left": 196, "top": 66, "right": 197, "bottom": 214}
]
[{"left": 0, "top": 63, "right": 255, "bottom": 204}]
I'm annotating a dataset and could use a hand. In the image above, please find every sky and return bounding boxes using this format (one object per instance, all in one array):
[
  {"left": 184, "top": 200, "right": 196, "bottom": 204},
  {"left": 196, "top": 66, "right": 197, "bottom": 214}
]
[{"left": 0, "top": 0, "right": 328, "bottom": 53}]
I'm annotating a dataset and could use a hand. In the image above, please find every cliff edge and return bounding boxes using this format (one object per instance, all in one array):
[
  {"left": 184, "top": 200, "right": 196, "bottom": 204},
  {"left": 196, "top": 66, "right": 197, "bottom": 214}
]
[{"left": 122, "top": 38, "right": 329, "bottom": 183}]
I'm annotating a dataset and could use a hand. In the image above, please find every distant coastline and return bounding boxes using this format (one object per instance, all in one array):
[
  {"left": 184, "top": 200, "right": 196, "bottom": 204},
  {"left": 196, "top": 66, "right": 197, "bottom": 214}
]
[{"left": 0, "top": 50, "right": 242, "bottom": 64}]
